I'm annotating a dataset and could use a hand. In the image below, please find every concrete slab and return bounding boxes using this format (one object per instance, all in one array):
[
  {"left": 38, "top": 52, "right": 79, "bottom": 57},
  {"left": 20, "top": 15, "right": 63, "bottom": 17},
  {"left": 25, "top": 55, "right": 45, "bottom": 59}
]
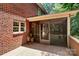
[{"left": 2, "top": 43, "right": 73, "bottom": 56}]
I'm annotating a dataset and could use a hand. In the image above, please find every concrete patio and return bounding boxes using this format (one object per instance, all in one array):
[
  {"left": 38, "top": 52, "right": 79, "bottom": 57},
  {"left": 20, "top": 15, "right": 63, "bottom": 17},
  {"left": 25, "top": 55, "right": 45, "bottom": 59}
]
[{"left": 2, "top": 43, "right": 73, "bottom": 56}]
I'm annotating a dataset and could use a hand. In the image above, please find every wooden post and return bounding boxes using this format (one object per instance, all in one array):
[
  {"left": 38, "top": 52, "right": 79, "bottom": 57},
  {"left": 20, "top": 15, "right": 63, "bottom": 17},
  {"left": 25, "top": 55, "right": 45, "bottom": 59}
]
[
  {"left": 39, "top": 23, "right": 41, "bottom": 43},
  {"left": 67, "top": 15, "right": 70, "bottom": 48}
]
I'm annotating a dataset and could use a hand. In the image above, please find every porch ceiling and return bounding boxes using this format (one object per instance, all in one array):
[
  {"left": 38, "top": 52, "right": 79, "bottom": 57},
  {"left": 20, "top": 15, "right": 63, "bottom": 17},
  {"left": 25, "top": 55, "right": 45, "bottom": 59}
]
[{"left": 27, "top": 10, "right": 79, "bottom": 22}]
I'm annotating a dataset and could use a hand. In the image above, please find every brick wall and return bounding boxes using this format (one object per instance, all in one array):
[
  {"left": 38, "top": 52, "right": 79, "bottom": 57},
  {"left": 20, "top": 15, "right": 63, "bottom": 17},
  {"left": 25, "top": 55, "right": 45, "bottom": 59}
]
[
  {"left": 0, "top": 3, "right": 45, "bottom": 55},
  {"left": 0, "top": 11, "right": 27, "bottom": 55},
  {"left": 69, "top": 36, "right": 79, "bottom": 56},
  {"left": 0, "top": 3, "right": 44, "bottom": 17},
  {"left": 0, "top": 16, "right": 3, "bottom": 55}
]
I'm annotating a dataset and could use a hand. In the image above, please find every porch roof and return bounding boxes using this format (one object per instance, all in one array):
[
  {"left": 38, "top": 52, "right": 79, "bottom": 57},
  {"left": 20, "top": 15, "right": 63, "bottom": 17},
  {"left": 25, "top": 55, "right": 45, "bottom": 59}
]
[{"left": 27, "top": 10, "right": 79, "bottom": 22}]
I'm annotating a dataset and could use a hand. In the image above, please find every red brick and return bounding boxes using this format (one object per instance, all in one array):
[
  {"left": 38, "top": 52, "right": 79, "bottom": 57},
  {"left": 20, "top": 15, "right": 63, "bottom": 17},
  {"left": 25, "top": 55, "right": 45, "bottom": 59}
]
[{"left": 0, "top": 3, "right": 45, "bottom": 55}]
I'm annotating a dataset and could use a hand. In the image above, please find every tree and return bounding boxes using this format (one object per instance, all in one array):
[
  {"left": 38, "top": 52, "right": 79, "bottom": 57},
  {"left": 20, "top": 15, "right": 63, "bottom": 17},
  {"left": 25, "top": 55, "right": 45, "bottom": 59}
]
[
  {"left": 61, "top": 3, "right": 79, "bottom": 11},
  {"left": 50, "top": 3, "right": 65, "bottom": 13},
  {"left": 42, "top": 3, "right": 79, "bottom": 37},
  {"left": 71, "top": 12, "right": 79, "bottom": 36},
  {"left": 61, "top": 3, "right": 79, "bottom": 36},
  {"left": 42, "top": 3, "right": 54, "bottom": 13}
]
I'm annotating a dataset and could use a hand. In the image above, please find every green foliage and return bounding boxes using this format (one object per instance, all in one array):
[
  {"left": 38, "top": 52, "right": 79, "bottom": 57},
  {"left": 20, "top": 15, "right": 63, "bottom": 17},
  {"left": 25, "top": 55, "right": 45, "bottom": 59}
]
[
  {"left": 42, "top": 3, "right": 79, "bottom": 38},
  {"left": 71, "top": 12, "right": 79, "bottom": 36},
  {"left": 42, "top": 3, "right": 54, "bottom": 13},
  {"left": 61, "top": 3, "right": 79, "bottom": 11},
  {"left": 61, "top": 3, "right": 79, "bottom": 36},
  {"left": 50, "top": 4, "right": 66, "bottom": 13}
]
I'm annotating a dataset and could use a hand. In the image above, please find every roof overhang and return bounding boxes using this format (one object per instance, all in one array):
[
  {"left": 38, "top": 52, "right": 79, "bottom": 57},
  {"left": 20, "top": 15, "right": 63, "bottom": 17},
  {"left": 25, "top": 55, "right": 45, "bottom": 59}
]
[
  {"left": 27, "top": 10, "right": 79, "bottom": 22},
  {"left": 36, "top": 3, "right": 48, "bottom": 14}
]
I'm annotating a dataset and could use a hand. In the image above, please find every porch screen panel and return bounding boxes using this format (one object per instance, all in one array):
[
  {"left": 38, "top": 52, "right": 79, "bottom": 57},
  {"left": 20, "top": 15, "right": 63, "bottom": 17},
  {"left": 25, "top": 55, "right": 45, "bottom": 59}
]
[{"left": 50, "top": 18, "right": 67, "bottom": 47}]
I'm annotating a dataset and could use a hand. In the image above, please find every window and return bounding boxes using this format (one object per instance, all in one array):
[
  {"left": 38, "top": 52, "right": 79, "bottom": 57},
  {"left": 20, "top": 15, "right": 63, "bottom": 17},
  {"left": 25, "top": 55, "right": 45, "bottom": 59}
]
[
  {"left": 13, "top": 21, "right": 19, "bottom": 32},
  {"left": 21, "top": 22, "right": 25, "bottom": 31},
  {"left": 13, "top": 21, "right": 26, "bottom": 34}
]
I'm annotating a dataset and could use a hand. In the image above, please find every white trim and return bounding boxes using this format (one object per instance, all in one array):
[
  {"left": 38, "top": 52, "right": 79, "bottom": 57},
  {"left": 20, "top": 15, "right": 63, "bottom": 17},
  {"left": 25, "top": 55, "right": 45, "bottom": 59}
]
[
  {"left": 70, "top": 36, "right": 79, "bottom": 43},
  {"left": 13, "top": 32, "right": 24, "bottom": 34},
  {"left": 13, "top": 21, "right": 26, "bottom": 34}
]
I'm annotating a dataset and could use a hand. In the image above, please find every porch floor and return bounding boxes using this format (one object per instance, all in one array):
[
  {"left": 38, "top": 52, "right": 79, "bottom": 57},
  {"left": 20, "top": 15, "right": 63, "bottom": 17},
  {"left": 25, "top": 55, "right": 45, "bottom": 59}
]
[{"left": 2, "top": 43, "right": 73, "bottom": 56}]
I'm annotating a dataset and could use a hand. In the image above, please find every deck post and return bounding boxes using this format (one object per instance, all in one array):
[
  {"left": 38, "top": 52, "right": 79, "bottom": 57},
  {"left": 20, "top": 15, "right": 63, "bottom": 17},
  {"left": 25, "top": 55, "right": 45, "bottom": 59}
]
[
  {"left": 39, "top": 23, "right": 41, "bottom": 43},
  {"left": 67, "top": 15, "right": 70, "bottom": 48}
]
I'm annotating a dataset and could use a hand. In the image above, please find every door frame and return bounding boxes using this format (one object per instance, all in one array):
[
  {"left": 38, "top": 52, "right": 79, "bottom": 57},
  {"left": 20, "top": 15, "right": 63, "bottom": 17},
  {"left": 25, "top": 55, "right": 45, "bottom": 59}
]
[{"left": 39, "top": 21, "right": 50, "bottom": 44}]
